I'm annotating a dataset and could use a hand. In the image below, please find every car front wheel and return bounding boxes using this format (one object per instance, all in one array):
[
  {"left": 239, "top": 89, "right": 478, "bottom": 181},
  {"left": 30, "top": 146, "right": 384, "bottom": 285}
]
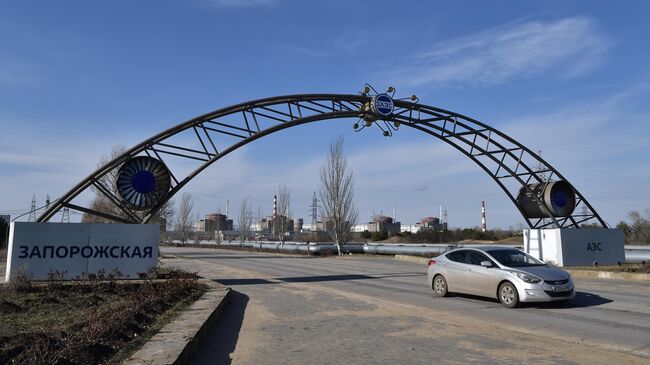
[
  {"left": 499, "top": 282, "right": 519, "bottom": 308},
  {"left": 432, "top": 275, "right": 449, "bottom": 297}
]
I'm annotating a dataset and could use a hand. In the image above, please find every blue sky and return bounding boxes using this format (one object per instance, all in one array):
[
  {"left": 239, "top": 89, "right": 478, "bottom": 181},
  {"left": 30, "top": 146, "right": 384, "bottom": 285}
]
[{"left": 1, "top": 0, "right": 650, "bottom": 229}]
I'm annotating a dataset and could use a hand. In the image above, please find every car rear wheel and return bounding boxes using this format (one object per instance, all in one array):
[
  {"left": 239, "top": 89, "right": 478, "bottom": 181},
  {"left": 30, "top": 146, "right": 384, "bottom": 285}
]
[
  {"left": 499, "top": 282, "right": 519, "bottom": 308},
  {"left": 432, "top": 275, "right": 448, "bottom": 297}
]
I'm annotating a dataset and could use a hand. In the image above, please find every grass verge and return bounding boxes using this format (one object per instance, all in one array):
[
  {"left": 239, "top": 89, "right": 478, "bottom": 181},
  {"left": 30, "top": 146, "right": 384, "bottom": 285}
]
[
  {"left": 568, "top": 262, "right": 650, "bottom": 273},
  {"left": 0, "top": 269, "right": 207, "bottom": 365}
]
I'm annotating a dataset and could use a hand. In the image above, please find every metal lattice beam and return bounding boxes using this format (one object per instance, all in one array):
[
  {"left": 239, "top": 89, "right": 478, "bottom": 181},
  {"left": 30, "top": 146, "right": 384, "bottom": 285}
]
[{"left": 37, "top": 93, "right": 606, "bottom": 229}]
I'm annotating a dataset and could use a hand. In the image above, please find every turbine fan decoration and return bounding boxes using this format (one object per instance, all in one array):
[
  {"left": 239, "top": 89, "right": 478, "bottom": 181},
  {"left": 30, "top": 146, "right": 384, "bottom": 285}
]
[
  {"left": 516, "top": 180, "right": 576, "bottom": 218},
  {"left": 116, "top": 156, "right": 171, "bottom": 210}
]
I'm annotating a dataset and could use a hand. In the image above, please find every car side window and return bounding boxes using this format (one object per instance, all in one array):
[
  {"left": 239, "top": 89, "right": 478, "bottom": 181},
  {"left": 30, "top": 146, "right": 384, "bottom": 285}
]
[
  {"left": 446, "top": 250, "right": 467, "bottom": 263},
  {"left": 467, "top": 251, "right": 491, "bottom": 266}
]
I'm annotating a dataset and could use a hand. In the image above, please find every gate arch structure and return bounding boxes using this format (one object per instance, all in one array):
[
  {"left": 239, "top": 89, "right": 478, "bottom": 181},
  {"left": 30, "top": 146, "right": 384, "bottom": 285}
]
[{"left": 37, "top": 91, "right": 606, "bottom": 229}]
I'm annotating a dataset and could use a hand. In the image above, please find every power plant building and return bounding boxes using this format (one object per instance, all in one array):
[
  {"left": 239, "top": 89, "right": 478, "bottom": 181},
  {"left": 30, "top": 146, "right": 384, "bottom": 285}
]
[
  {"left": 353, "top": 215, "right": 401, "bottom": 235},
  {"left": 293, "top": 218, "right": 304, "bottom": 232},
  {"left": 197, "top": 213, "right": 233, "bottom": 232},
  {"left": 252, "top": 216, "right": 302, "bottom": 234},
  {"left": 400, "top": 216, "right": 445, "bottom": 233}
]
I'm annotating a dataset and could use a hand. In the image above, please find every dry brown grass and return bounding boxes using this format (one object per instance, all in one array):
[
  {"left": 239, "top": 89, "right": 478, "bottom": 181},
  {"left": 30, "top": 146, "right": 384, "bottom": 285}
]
[{"left": 0, "top": 268, "right": 206, "bottom": 365}]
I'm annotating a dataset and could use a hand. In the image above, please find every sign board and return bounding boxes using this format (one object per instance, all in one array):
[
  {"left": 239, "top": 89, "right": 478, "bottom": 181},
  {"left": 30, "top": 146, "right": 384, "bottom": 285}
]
[
  {"left": 6, "top": 222, "right": 158, "bottom": 281},
  {"left": 523, "top": 228, "right": 625, "bottom": 267},
  {"left": 371, "top": 94, "right": 394, "bottom": 117}
]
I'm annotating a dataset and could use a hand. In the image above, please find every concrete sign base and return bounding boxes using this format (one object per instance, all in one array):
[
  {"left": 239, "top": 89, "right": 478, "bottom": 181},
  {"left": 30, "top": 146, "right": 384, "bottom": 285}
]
[
  {"left": 6, "top": 222, "right": 159, "bottom": 281},
  {"left": 523, "top": 228, "right": 625, "bottom": 267}
]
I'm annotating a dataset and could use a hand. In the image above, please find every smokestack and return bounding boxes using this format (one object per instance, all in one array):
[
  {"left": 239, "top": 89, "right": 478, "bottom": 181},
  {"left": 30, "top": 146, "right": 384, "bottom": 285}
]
[
  {"left": 481, "top": 201, "right": 487, "bottom": 232},
  {"left": 273, "top": 195, "right": 277, "bottom": 218}
]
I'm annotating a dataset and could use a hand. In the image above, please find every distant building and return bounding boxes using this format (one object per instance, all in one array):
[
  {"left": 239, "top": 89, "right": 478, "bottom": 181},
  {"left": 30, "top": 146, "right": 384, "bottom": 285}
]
[
  {"left": 252, "top": 217, "right": 273, "bottom": 233},
  {"left": 293, "top": 218, "right": 304, "bottom": 232},
  {"left": 197, "top": 213, "right": 233, "bottom": 232},
  {"left": 420, "top": 216, "right": 440, "bottom": 226},
  {"left": 353, "top": 215, "right": 401, "bottom": 235},
  {"left": 400, "top": 216, "right": 445, "bottom": 233},
  {"left": 302, "top": 221, "right": 325, "bottom": 232},
  {"left": 400, "top": 224, "right": 422, "bottom": 234},
  {"left": 251, "top": 216, "right": 303, "bottom": 238}
]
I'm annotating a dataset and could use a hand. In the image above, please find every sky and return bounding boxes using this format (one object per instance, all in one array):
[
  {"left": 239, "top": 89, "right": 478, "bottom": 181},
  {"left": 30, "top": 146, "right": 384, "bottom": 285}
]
[{"left": 1, "top": 0, "right": 650, "bottom": 229}]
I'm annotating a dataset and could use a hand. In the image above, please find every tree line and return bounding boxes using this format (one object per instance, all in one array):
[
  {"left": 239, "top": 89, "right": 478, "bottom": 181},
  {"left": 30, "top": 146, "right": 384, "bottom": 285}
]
[
  {"left": 362, "top": 227, "right": 520, "bottom": 243},
  {"left": 79, "top": 137, "right": 358, "bottom": 253},
  {"left": 617, "top": 210, "right": 650, "bottom": 244}
]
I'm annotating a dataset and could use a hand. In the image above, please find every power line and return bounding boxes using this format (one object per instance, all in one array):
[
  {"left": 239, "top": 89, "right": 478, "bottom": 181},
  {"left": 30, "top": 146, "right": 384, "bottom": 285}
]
[
  {"left": 28, "top": 195, "right": 37, "bottom": 222},
  {"left": 309, "top": 191, "right": 319, "bottom": 226},
  {"left": 61, "top": 207, "right": 70, "bottom": 223}
]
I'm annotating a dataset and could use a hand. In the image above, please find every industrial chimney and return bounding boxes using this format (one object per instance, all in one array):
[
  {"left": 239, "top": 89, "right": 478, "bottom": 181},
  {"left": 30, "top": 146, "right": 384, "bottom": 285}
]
[
  {"left": 481, "top": 201, "right": 487, "bottom": 232},
  {"left": 273, "top": 194, "right": 277, "bottom": 219}
]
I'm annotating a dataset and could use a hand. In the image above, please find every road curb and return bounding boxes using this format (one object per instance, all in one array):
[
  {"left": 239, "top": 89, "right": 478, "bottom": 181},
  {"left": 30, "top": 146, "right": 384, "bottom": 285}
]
[
  {"left": 565, "top": 269, "right": 650, "bottom": 282},
  {"left": 123, "top": 279, "right": 231, "bottom": 365},
  {"left": 393, "top": 255, "right": 650, "bottom": 281}
]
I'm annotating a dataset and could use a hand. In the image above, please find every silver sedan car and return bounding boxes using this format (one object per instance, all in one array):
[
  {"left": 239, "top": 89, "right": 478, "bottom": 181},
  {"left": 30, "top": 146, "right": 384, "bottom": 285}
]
[{"left": 427, "top": 246, "right": 575, "bottom": 308}]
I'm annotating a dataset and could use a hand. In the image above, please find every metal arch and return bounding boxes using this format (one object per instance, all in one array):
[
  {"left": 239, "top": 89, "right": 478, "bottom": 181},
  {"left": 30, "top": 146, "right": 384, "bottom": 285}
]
[
  {"left": 389, "top": 99, "right": 606, "bottom": 229},
  {"left": 37, "top": 94, "right": 366, "bottom": 224},
  {"left": 37, "top": 93, "right": 606, "bottom": 229}
]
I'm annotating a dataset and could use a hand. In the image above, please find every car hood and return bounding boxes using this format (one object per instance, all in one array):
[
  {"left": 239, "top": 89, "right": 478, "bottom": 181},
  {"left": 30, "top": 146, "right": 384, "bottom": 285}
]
[{"left": 511, "top": 266, "right": 569, "bottom": 281}]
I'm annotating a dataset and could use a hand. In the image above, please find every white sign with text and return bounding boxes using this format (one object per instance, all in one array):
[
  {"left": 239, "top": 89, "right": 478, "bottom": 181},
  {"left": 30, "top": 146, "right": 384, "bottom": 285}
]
[
  {"left": 6, "top": 222, "right": 159, "bottom": 281},
  {"left": 524, "top": 228, "right": 625, "bottom": 267}
]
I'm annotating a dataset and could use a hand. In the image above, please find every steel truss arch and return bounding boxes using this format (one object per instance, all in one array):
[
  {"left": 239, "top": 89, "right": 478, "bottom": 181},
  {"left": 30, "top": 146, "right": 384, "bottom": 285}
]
[{"left": 37, "top": 93, "right": 606, "bottom": 229}]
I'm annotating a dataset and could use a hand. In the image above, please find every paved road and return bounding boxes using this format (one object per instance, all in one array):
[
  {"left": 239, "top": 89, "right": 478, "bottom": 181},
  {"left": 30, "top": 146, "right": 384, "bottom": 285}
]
[{"left": 161, "top": 246, "right": 650, "bottom": 365}]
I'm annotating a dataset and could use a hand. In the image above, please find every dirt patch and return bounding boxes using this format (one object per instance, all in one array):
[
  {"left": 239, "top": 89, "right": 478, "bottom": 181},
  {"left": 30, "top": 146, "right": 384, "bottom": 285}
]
[
  {"left": 380, "top": 236, "right": 408, "bottom": 243},
  {"left": 0, "top": 271, "right": 207, "bottom": 365},
  {"left": 497, "top": 236, "right": 524, "bottom": 244}
]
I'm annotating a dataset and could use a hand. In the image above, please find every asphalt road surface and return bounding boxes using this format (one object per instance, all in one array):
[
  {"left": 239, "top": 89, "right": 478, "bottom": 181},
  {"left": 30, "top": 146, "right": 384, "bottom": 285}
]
[{"left": 161, "top": 246, "right": 650, "bottom": 365}]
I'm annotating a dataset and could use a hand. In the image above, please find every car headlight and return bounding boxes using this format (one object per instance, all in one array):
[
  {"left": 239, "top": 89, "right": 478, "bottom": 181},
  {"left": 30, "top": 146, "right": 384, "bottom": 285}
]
[{"left": 512, "top": 271, "right": 541, "bottom": 283}]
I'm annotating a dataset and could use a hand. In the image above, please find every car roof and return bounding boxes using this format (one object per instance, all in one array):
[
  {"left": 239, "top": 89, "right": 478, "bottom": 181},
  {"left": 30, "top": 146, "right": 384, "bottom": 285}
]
[{"left": 446, "top": 245, "right": 522, "bottom": 253}]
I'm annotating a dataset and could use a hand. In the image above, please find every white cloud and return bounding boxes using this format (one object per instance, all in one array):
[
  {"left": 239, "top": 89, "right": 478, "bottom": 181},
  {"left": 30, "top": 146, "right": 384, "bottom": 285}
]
[
  {"left": 393, "top": 17, "right": 613, "bottom": 87},
  {"left": 0, "top": 130, "right": 117, "bottom": 216},
  {"left": 496, "top": 86, "right": 650, "bottom": 226},
  {"left": 277, "top": 31, "right": 374, "bottom": 58}
]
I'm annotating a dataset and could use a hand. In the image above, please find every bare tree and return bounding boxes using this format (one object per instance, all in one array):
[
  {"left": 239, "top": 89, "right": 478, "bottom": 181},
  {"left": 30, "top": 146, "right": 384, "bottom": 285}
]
[
  {"left": 274, "top": 185, "right": 292, "bottom": 243},
  {"left": 0, "top": 217, "right": 9, "bottom": 249},
  {"left": 157, "top": 199, "right": 175, "bottom": 244},
  {"left": 256, "top": 205, "right": 262, "bottom": 242},
  {"left": 238, "top": 197, "right": 253, "bottom": 244},
  {"left": 83, "top": 145, "right": 128, "bottom": 223},
  {"left": 626, "top": 209, "right": 650, "bottom": 244},
  {"left": 173, "top": 192, "right": 195, "bottom": 245},
  {"left": 319, "top": 136, "right": 358, "bottom": 255}
]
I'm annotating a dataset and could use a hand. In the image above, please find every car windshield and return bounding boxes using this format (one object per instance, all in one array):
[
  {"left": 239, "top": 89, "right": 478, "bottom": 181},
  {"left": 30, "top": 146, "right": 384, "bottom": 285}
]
[{"left": 486, "top": 249, "right": 545, "bottom": 267}]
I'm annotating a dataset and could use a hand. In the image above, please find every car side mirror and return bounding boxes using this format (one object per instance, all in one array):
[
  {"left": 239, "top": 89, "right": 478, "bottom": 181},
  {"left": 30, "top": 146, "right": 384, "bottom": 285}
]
[{"left": 480, "top": 261, "right": 493, "bottom": 268}]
